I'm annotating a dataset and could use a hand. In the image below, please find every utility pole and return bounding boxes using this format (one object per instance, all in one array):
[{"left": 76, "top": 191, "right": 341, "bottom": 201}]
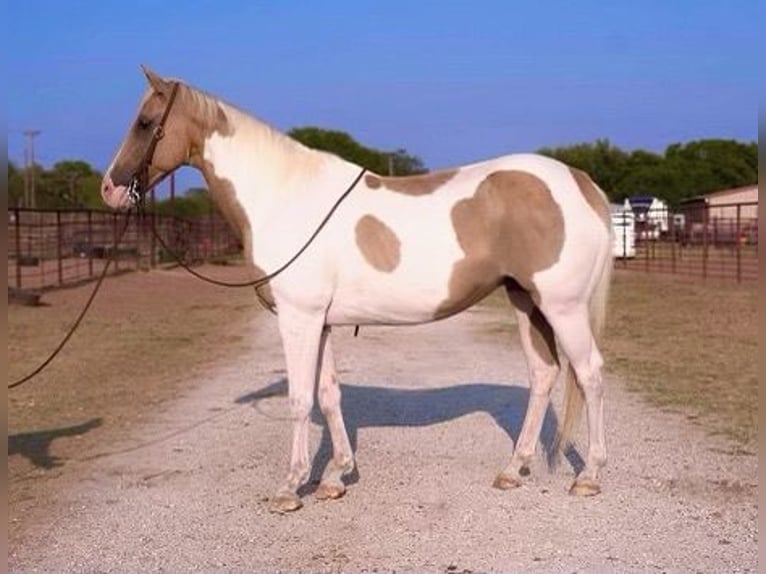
[{"left": 23, "top": 130, "right": 41, "bottom": 208}]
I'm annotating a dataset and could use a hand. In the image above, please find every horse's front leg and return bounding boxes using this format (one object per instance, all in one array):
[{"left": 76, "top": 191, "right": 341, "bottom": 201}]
[
  {"left": 315, "top": 327, "right": 355, "bottom": 501},
  {"left": 269, "top": 305, "right": 326, "bottom": 514}
]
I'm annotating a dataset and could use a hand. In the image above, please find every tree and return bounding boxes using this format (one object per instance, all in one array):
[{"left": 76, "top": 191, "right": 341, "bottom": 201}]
[
  {"left": 153, "top": 187, "right": 214, "bottom": 217},
  {"left": 8, "top": 162, "right": 25, "bottom": 207},
  {"left": 539, "top": 138, "right": 757, "bottom": 205},
  {"left": 43, "top": 160, "right": 104, "bottom": 207},
  {"left": 10, "top": 159, "right": 104, "bottom": 209},
  {"left": 288, "top": 126, "right": 427, "bottom": 175},
  {"left": 538, "top": 139, "right": 628, "bottom": 198},
  {"left": 664, "top": 139, "right": 758, "bottom": 202}
]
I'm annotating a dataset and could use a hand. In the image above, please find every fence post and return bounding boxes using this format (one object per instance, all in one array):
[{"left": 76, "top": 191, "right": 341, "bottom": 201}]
[
  {"left": 736, "top": 204, "right": 742, "bottom": 283},
  {"left": 150, "top": 192, "right": 157, "bottom": 268},
  {"left": 57, "top": 210, "right": 64, "bottom": 287},
  {"left": 643, "top": 224, "right": 650, "bottom": 272},
  {"left": 209, "top": 209, "right": 215, "bottom": 260},
  {"left": 620, "top": 211, "right": 627, "bottom": 266},
  {"left": 14, "top": 208, "right": 22, "bottom": 289},
  {"left": 702, "top": 205, "right": 709, "bottom": 280},
  {"left": 87, "top": 210, "right": 94, "bottom": 278},
  {"left": 670, "top": 209, "right": 676, "bottom": 274},
  {"left": 113, "top": 212, "right": 119, "bottom": 273}
]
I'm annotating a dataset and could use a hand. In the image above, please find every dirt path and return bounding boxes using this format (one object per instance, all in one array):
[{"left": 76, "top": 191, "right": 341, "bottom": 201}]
[{"left": 8, "top": 289, "right": 758, "bottom": 573}]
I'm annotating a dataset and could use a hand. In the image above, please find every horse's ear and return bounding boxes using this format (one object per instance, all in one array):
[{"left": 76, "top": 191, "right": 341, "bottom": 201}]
[{"left": 141, "top": 64, "right": 171, "bottom": 95}]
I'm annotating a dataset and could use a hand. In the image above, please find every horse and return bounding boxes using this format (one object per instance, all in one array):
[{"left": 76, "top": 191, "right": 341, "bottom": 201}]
[{"left": 101, "top": 66, "right": 613, "bottom": 513}]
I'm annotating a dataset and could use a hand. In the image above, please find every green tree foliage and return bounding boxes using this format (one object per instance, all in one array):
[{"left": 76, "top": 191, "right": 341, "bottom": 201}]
[
  {"left": 9, "top": 162, "right": 25, "bottom": 207},
  {"left": 663, "top": 140, "right": 758, "bottom": 201},
  {"left": 9, "top": 136, "right": 754, "bottom": 212},
  {"left": 9, "top": 159, "right": 104, "bottom": 208},
  {"left": 153, "top": 187, "right": 214, "bottom": 217},
  {"left": 288, "top": 126, "right": 427, "bottom": 175},
  {"left": 44, "top": 160, "right": 104, "bottom": 207},
  {"left": 538, "top": 139, "right": 628, "bottom": 196},
  {"left": 539, "top": 138, "right": 757, "bottom": 205}
]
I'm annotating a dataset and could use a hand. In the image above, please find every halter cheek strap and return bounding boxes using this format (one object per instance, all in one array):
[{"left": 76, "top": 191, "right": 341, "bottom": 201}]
[{"left": 129, "top": 81, "right": 181, "bottom": 204}]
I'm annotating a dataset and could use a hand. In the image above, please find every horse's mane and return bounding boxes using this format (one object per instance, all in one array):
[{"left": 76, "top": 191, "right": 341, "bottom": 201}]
[{"left": 183, "top": 83, "right": 312, "bottom": 155}]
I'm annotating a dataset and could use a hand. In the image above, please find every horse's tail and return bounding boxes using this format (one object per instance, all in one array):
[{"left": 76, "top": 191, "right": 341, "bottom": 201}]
[{"left": 555, "top": 209, "right": 613, "bottom": 456}]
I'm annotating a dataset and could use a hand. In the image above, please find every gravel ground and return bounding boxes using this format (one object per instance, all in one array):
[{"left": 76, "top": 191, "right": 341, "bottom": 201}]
[{"left": 8, "top": 299, "right": 758, "bottom": 573}]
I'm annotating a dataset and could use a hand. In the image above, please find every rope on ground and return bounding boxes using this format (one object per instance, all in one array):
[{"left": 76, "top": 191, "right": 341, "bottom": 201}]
[{"left": 8, "top": 211, "right": 134, "bottom": 390}]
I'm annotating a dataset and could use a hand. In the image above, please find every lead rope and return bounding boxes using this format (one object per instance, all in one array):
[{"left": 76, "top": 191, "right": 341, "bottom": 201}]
[
  {"left": 8, "top": 211, "right": 135, "bottom": 389},
  {"left": 9, "top": 169, "right": 367, "bottom": 389},
  {"left": 143, "top": 168, "right": 367, "bottom": 292}
]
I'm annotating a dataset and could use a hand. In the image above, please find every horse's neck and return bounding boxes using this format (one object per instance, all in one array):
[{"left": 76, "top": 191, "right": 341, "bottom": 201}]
[
  {"left": 200, "top": 103, "right": 357, "bottom": 206},
  {"left": 197, "top": 101, "right": 351, "bottom": 227},
  {"left": 200, "top": 105, "right": 294, "bottom": 196}
]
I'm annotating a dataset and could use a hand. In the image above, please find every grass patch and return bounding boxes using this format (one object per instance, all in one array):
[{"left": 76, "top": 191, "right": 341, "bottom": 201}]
[
  {"left": 603, "top": 270, "right": 757, "bottom": 444},
  {"left": 8, "top": 267, "right": 260, "bottom": 438},
  {"left": 476, "top": 272, "right": 757, "bottom": 445}
]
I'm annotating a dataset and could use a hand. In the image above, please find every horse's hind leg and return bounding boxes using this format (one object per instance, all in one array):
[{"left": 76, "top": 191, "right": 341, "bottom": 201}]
[
  {"left": 543, "top": 305, "right": 607, "bottom": 496},
  {"left": 270, "top": 306, "right": 326, "bottom": 513},
  {"left": 494, "top": 285, "right": 560, "bottom": 490},
  {"left": 315, "top": 327, "right": 355, "bottom": 501}
]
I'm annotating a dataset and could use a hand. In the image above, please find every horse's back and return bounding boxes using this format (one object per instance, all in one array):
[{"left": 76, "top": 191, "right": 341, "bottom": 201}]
[{"left": 324, "top": 153, "right": 610, "bottom": 325}]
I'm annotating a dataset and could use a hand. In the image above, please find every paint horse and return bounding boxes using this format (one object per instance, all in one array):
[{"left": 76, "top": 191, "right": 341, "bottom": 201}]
[{"left": 102, "top": 67, "right": 613, "bottom": 513}]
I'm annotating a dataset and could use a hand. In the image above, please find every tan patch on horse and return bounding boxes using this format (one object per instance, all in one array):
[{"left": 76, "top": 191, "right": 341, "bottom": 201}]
[
  {"left": 198, "top": 164, "right": 274, "bottom": 307},
  {"left": 355, "top": 215, "right": 401, "bottom": 272},
  {"left": 435, "top": 170, "right": 565, "bottom": 319},
  {"left": 364, "top": 169, "right": 458, "bottom": 196},
  {"left": 570, "top": 168, "right": 610, "bottom": 230},
  {"left": 505, "top": 282, "right": 558, "bottom": 366}
]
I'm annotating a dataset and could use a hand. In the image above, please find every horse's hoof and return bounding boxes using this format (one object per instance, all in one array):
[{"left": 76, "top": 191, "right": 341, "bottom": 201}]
[
  {"left": 269, "top": 493, "right": 303, "bottom": 513},
  {"left": 492, "top": 473, "right": 522, "bottom": 490},
  {"left": 315, "top": 481, "right": 346, "bottom": 500},
  {"left": 569, "top": 478, "right": 601, "bottom": 497}
]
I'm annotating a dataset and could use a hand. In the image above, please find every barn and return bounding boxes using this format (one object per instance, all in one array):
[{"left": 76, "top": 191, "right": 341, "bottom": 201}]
[
  {"left": 679, "top": 185, "right": 759, "bottom": 244},
  {"left": 681, "top": 185, "right": 759, "bottom": 220}
]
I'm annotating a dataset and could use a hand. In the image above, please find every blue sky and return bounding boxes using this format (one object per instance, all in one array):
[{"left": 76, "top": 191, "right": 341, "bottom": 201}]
[{"left": 7, "top": 1, "right": 758, "bottom": 193}]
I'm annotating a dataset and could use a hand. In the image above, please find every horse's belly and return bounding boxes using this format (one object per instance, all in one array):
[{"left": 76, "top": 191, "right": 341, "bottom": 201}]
[{"left": 326, "top": 281, "right": 449, "bottom": 325}]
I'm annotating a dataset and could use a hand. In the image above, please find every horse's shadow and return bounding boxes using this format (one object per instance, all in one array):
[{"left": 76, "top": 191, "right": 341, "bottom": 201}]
[
  {"left": 237, "top": 380, "right": 583, "bottom": 493},
  {"left": 8, "top": 418, "right": 103, "bottom": 469}
]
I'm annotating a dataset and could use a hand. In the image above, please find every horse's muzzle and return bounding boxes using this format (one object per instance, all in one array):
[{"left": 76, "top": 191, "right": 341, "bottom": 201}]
[{"left": 101, "top": 175, "right": 134, "bottom": 210}]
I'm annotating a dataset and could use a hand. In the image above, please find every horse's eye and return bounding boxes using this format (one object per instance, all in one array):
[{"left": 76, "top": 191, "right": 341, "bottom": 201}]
[{"left": 137, "top": 117, "right": 152, "bottom": 130}]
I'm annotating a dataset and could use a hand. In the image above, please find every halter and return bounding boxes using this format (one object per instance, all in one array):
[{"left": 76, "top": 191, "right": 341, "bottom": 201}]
[{"left": 128, "top": 81, "right": 181, "bottom": 205}]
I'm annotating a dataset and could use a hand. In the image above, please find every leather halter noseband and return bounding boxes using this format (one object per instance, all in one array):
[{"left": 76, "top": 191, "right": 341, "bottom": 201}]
[{"left": 127, "top": 81, "right": 181, "bottom": 205}]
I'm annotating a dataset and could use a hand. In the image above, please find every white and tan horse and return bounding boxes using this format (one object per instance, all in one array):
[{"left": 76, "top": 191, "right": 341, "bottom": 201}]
[{"left": 102, "top": 67, "right": 613, "bottom": 513}]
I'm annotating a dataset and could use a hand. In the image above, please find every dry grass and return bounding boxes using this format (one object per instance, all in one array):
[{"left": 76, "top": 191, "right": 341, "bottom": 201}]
[
  {"left": 476, "top": 271, "right": 758, "bottom": 445},
  {"left": 9, "top": 265, "right": 757, "bottom": 457},
  {"left": 603, "top": 270, "right": 757, "bottom": 445},
  {"left": 7, "top": 264, "right": 269, "bottom": 548},
  {"left": 8, "top": 265, "right": 262, "bottom": 452}
]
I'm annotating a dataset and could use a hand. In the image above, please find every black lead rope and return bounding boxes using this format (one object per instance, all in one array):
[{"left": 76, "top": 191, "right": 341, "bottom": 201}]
[
  {"left": 9, "top": 169, "right": 367, "bottom": 389},
  {"left": 145, "top": 167, "right": 367, "bottom": 290},
  {"left": 8, "top": 211, "right": 135, "bottom": 389},
  {"left": 9, "top": 77, "right": 365, "bottom": 389}
]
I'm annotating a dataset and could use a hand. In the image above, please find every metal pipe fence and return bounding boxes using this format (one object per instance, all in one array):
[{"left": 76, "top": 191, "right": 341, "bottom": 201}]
[
  {"left": 8, "top": 208, "right": 242, "bottom": 291},
  {"left": 8, "top": 200, "right": 758, "bottom": 292},
  {"left": 612, "top": 201, "right": 758, "bottom": 282}
]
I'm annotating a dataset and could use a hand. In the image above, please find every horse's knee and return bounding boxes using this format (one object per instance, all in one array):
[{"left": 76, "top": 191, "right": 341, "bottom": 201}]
[
  {"left": 529, "top": 362, "right": 559, "bottom": 395},
  {"left": 289, "top": 395, "right": 314, "bottom": 420},
  {"left": 576, "top": 369, "right": 604, "bottom": 396}
]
